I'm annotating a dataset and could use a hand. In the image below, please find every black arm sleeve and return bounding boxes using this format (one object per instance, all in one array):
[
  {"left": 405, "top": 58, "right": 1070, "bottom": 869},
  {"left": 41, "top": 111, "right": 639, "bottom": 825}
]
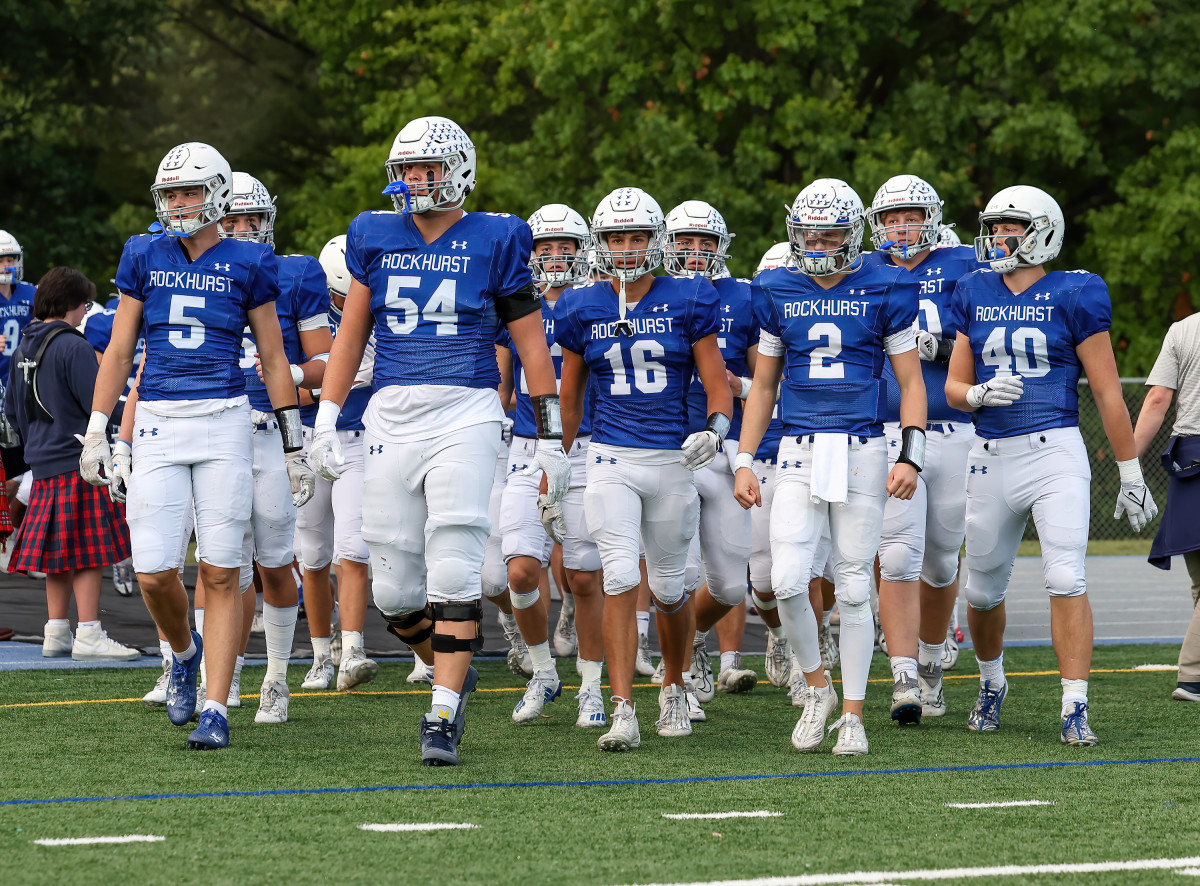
[{"left": 494, "top": 281, "right": 542, "bottom": 325}]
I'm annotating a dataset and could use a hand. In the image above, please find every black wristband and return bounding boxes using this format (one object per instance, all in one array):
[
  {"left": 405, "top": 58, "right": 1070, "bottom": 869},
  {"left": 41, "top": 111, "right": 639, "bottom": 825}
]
[
  {"left": 705, "top": 412, "right": 731, "bottom": 443},
  {"left": 275, "top": 405, "right": 305, "bottom": 453},
  {"left": 897, "top": 425, "right": 926, "bottom": 472},
  {"left": 934, "top": 337, "right": 955, "bottom": 362},
  {"left": 531, "top": 394, "right": 563, "bottom": 440}
]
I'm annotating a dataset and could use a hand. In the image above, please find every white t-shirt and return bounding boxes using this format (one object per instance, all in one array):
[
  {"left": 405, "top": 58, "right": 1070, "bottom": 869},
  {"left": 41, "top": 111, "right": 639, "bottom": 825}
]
[{"left": 1146, "top": 313, "right": 1200, "bottom": 437}]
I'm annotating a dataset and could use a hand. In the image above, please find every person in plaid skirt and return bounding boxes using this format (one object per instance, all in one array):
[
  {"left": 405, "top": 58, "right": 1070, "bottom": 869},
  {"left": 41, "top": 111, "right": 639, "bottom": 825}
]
[{"left": 3, "top": 267, "right": 137, "bottom": 660}]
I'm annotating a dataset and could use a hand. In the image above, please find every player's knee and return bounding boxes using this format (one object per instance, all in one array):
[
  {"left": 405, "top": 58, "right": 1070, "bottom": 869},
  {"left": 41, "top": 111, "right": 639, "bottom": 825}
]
[
  {"left": 430, "top": 600, "right": 484, "bottom": 654},
  {"left": 652, "top": 585, "right": 686, "bottom": 612},
  {"left": 506, "top": 557, "right": 541, "bottom": 594},
  {"left": 837, "top": 598, "right": 872, "bottom": 627},
  {"left": 373, "top": 578, "right": 428, "bottom": 620},
  {"left": 602, "top": 558, "right": 640, "bottom": 597},
  {"left": 921, "top": 546, "right": 960, "bottom": 589},
  {"left": 427, "top": 556, "right": 476, "bottom": 602},
  {"left": 771, "top": 547, "right": 811, "bottom": 601},
  {"left": 751, "top": 588, "right": 777, "bottom": 611},
  {"left": 964, "top": 576, "right": 1004, "bottom": 612},
  {"left": 707, "top": 577, "right": 746, "bottom": 608},
  {"left": 1045, "top": 564, "right": 1086, "bottom": 598},
  {"left": 832, "top": 562, "right": 873, "bottom": 608},
  {"left": 878, "top": 540, "right": 921, "bottom": 584}
]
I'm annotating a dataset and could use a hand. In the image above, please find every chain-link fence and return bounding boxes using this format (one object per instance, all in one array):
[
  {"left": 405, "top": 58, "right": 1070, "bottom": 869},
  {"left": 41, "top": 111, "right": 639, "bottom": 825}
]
[{"left": 1049, "top": 379, "right": 1173, "bottom": 542}]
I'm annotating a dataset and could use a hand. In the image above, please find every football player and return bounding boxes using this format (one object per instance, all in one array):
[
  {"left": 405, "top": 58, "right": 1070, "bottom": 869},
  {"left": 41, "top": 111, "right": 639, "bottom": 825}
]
[
  {"left": 81, "top": 142, "right": 314, "bottom": 750},
  {"left": 309, "top": 116, "right": 570, "bottom": 766},
  {"left": 219, "top": 172, "right": 330, "bottom": 721},
  {"left": 736, "top": 179, "right": 927, "bottom": 756},
  {"left": 945, "top": 185, "right": 1157, "bottom": 745},
  {"left": 865, "top": 174, "right": 981, "bottom": 724},
  {"left": 664, "top": 201, "right": 758, "bottom": 706},
  {"left": 0, "top": 230, "right": 37, "bottom": 480},
  {"left": 555, "top": 187, "right": 733, "bottom": 750}
]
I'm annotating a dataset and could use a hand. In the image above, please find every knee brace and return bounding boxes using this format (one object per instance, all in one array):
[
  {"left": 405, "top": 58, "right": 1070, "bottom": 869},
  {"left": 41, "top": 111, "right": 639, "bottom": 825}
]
[
  {"left": 430, "top": 600, "right": 484, "bottom": 653},
  {"left": 751, "top": 589, "right": 777, "bottom": 611},
  {"left": 383, "top": 604, "right": 435, "bottom": 646},
  {"left": 510, "top": 586, "right": 540, "bottom": 610}
]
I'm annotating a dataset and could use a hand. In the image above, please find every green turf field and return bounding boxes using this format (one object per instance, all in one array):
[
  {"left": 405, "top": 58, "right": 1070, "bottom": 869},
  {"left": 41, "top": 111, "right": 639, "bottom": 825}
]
[{"left": 2, "top": 645, "right": 1198, "bottom": 885}]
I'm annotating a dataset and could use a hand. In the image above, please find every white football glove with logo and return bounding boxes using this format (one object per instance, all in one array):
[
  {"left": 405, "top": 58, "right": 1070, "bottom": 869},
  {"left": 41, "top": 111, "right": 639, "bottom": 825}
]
[
  {"left": 286, "top": 450, "right": 316, "bottom": 507},
  {"left": 1114, "top": 458, "right": 1159, "bottom": 533},
  {"left": 110, "top": 440, "right": 132, "bottom": 504},
  {"left": 309, "top": 401, "right": 345, "bottom": 481},
  {"left": 77, "top": 412, "right": 112, "bottom": 488},
  {"left": 680, "top": 429, "right": 721, "bottom": 471},
  {"left": 915, "top": 329, "right": 940, "bottom": 362},
  {"left": 522, "top": 440, "right": 571, "bottom": 504},
  {"left": 966, "top": 375, "right": 1024, "bottom": 408},
  {"left": 538, "top": 495, "right": 566, "bottom": 544}
]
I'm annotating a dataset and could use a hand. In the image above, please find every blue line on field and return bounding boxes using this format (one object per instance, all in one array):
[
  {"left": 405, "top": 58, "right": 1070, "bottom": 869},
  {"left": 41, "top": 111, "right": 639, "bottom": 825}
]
[{"left": 4, "top": 756, "right": 1198, "bottom": 808}]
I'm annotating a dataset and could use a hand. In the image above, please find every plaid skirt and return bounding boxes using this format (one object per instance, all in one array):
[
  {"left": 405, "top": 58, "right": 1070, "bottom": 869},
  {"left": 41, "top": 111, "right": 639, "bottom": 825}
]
[{"left": 8, "top": 470, "right": 130, "bottom": 574}]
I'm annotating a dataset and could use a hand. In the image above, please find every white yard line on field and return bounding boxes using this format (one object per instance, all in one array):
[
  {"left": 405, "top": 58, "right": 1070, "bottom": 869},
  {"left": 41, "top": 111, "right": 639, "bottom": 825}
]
[
  {"left": 944, "top": 800, "right": 1056, "bottom": 809},
  {"left": 359, "top": 823, "right": 478, "bottom": 832},
  {"left": 34, "top": 835, "right": 164, "bottom": 846},
  {"left": 662, "top": 811, "right": 784, "bottom": 820}
]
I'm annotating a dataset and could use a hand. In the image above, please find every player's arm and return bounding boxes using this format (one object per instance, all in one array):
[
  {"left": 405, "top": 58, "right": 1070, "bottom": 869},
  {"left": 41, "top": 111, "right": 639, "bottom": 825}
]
[
  {"left": 496, "top": 343, "right": 516, "bottom": 412},
  {"left": 558, "top": 347, "right": 588, "bottom": 453},
  {"left": 887, "top": 347, "right": 927, "bottom": 500},
  {"left": 733, "top": 350, "right": 783, "bottom": 509},
  {"left": 728, "top": 344, "right": 757, "bottom": 399},
  {"left": 506, "top": 310, "right": 556, "bottom": 398},
  {"left": 90, "top": 294, "right": 143, "bottom": 420},
  {"left": 295, "top": 325, "right": 333, "bottom": 389},
  {"left": 1134, "top": 385, "right": 1173, "bottom": 459},
  {"left": 946, "top": 331, "right": 1024, "bottom": 411},
  {"left": 248, "top": 303, "right": 299, "bottom": 412},
  {"left": 680, "top": 333, "right": 733, "bottom": 472}
]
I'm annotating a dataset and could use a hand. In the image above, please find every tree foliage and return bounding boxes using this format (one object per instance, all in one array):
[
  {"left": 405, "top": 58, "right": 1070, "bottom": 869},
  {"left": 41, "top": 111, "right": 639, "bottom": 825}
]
[{"left": 6, "top": 0, "right": 1199, "bottom": 371}]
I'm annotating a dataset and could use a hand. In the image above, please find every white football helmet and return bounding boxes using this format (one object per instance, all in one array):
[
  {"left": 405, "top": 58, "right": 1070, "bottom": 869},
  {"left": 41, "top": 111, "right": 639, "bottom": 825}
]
[
  {"left": 785, "top": 179, "right": 865, "bottom": 276},
  {"left": 664, "top": 200, "right": 733, "bottom": 278},
  {"left": 528, "top": 204, "right": 591, "bottom": 287},
  {"left": 975, "top": 185, "right": 1065, "bottom": 273},
  {"left": 0, "top": 230, "right": 23, "bottom": 285},
  {"left": 151, "top": 142, "right": 234, "bottom": 236},
  {"left": 383, "top": 116, "right": 476, "bottom": 214},
  {"left": 318, "top": 235, "right": 351, "bottom": 299},
  {"left": 936, "top": 224, "right": 963, "bottom": 247},
  {"left": 755, "top": 241, "right": 793, "bottom": 275},
  {"left": 220, "top": 172, "right": 277, "bottom": 245},
  {"left": 867, "top": 174, "right": 943, "bottom": 258},
  {"left": 590, "top": 187, "right": 665, "bottom": 282}
]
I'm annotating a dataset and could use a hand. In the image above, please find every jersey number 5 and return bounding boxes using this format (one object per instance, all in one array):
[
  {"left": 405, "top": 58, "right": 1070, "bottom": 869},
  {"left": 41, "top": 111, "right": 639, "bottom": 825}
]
[{"left": 168, "top": 294, "right": 206, "bottom": 350}]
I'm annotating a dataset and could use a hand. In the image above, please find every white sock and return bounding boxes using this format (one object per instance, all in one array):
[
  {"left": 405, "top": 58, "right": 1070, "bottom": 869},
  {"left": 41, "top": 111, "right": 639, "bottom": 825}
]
[
  {"left": 636, "top": 611, "right": 650, "bottom": 638},
  {"left": 312, "top": 636, "right": 332, "bottom": 661},
  {"left": 233, "top": 655, "right": 244, "bottom": 681},
  {"left": 579, "top": 658, "right": 603, "bottom": 686},
  {"left": 77, "top": 620, "right": 99, "bottom": 631},
  {"left": 175, "top": 638, "right": 198, "bottom": 661},
  {"left": 201, "top": 699, "right": 228, "bottom": 719},
  {"left": 821, "top": 608, "right": 832, "bottom": 629},
  {"left": 776, "top": 595, "right": 822, "bottom": 676},
  {"left": 47, "top": 618, "right": 69, "bottom": 628},
  {"left": 767, "top": 623, "right": 786, "bottom": 640},
  {"left": 430, "top": 685, "right": 460, "bottom": 721},
  {"left": 341, "top": 629, "right": 363, "bottom": 652},
  {"left": 529, "top": 641, "right": 554, "bottom": 674},
  {"left": 263, "top": 602, "right": 297, "bottom": 683},
  {"left": 498, "top": 610, "right": 517, "bottom": 632},
  {"left": 890, "top": 656, "right": 918, "bottom": 683},
  {"left": 918, "top": 640, "right": 944, "bottom": 667},
  {"left": 977, "top": 653, "right": 1005, "bottom": 688},
  {"left": 694, "top": 629, "right": 709, "bottom": 646},
  {"left": 195, "top": 608, "right": 205, "bottom": 635},
  {"left": 159, "top": 640, "right": 173, "bottom": 663},
  {"left": 838, "top": 611, "right": 874, "bottom": 702},
  {"left": 1061, "top": 678, "right": 1088, "bottom": 715},
  {"left": 720, "top": 651, "right": 738, "bottom": 673}
]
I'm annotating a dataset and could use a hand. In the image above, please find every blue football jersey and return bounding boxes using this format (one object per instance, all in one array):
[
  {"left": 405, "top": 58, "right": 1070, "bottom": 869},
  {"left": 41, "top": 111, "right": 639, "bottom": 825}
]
[
  {"left": 82, "top": 306, "right": 146, "bottom": 397},
  {"left": 685, "top": 276, "right": 757, "bottom": 440},
  {"left": 345, "top": 210, "right": 534, "bottom": 392},
  {"left": 497, "top": 296, "right": 593, "bottom": 439},
  {"left": 752, "top": 262, "right": 918, "bottom": 438},
  {"left": 0, "top": 281, "right": 36, "bottom": 384},
  {"left": 115, "top": 235, "right": 279, "bottom": 401},
  {"left": 241, "top": 253, "right": 328, "bottom": 412},
  {"left": 555, "top": 275, "right": 720, "bottom": 450},
  {"left": 949, "top": 268, "right": 1111, "bottom": 439},
  {"left": 865, "top": 246, "right": 979, "bottom": 424}
]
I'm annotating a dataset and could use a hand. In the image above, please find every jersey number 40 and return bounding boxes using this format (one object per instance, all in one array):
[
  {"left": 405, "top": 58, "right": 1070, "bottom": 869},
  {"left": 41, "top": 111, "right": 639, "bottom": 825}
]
[{"left": 981, "top": 326, "right": 1050, "bottom": 377}]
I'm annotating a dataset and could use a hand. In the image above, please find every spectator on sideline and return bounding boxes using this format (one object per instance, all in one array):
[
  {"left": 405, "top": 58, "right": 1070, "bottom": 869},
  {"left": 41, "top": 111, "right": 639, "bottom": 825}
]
[
  {"left": 3, "top": 267, "right": 137, "bottom": 661},
  {"left": 1135, "top": 311, "right": 1200, "bottom": 702}
]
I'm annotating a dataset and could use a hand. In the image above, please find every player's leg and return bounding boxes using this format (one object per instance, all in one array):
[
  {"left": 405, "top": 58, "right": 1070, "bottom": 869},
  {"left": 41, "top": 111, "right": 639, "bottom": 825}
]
[
  {"left": 482, "top": 442, "right": 528, "bottom": 677},
  {"left": 561, "top": 440, "right": 605, "bottom": 727},
  {"left": 331, "top": 430, "right": 376, "bottom": 691},
  {"left": 750, "top": 457, "right": 791, "bottom": 687},
  {"left": 963, "top": 436, "right": 1027, "bottom": 732},
  {"left": 297, "top": 426, "right": 337, "bottom": 689},
  {"left": 551, "top": 543, "right": 577, "bottom": 657}
]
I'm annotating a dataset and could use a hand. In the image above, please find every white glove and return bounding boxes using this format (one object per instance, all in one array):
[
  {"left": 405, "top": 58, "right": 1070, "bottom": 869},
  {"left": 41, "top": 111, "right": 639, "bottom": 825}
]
[
  {"left": 110, "top": 440, "right": 132, "bottom": 504},
  {"left": 250, "top": 408, "right": 274, "bottom": 427},
  {"left": 915, "top": 329, "right": 939, "bottom": 362},
  {"left": 286, "top": 450, "right": 316, "bottom": 507},
  {"left": 522, "top": 439, "right": 571, "bottom": 504},
  {"left": 501, "top": 416, "right": 514, "bottom": 446},
  {"left": 77, "top": 412, "right": 112, "bottom": 487},
  {"left": 538, "top": 494, "right": 566, "bottom": 544},
  {"left": 309, "top": 425, "right": 344, "bottom": 481},
  {"left": 680, "top": 430, "right": 720, "bottom": 471},
  {"left": 966, "top": 375, "right": 1025, "bottom": 409},
  {"left": 1114, "top": 458, "right": 1159, "bottom": 533}
]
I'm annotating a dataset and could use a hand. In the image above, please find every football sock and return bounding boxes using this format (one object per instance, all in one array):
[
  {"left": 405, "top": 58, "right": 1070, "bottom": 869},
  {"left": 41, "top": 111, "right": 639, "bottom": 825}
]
[
  {"left": 176, "top": 637, "right": 198, "bottom": 661},
  {"left": 312, "top": 636, "right": 332, "bottom": 661},
  {"left": 201, "top": 699, "right": 228, "bottom": 719},
  {"left": 529, "top": 640, "right": 554, "bottom": 674},
  {"left": 195, "top": 608, "right": 205, "bottom": 636},
  {"left": 977, "top": 653, "right": 1005, "bottom": 688},
  {"left": 263, "top": 602, "right": 297, "bottom": 683},
  {"left": 341, "top": 629, "right": 364, "bottom": 653},
  {"left": 767, "top": 623, "right": 786, "bottom": 640},
  {"left": 918, "top": 640, "right": 944, "bottom": 667},
  {"left": 720, "top": 651, "right": 738, "bottom": 674},
  {"left": 578, "top": 658, "right": 603, "bottom": 687},
  {"left": 636, "top": 611, "right": 650, "bottom": 638},
  {"left": 430, "top": 685, "right": 461, "bottom": 722},
  {"left": 890, "top": 656, "right": 918, "bottom": 683}
]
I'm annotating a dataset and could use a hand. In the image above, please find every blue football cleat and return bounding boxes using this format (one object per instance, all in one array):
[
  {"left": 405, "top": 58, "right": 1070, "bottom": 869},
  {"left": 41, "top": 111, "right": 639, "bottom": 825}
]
[
  {"left": 187, "top": 708, "right": 229, "bottom": 750},
  {"left": 967, "top": 679, "right": 1008, "bottom": 732},
  {"left": 166, "top": 631, "right": 203, "bottom": 726},
  {"left": 420, "top": 715, "right": 461, "bottom": 766},
  {"left": 1061, "top": 701, "right": 1099, "bottom": 747}
]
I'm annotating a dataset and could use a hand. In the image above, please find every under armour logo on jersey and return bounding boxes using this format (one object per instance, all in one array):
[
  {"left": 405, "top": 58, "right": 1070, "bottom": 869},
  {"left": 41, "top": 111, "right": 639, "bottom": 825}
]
[
  {"left": 721, "top": 304, "right": 732, "bottom": 313},
  {"left": 449, "top": 240, "right": 469, "bottom": 250},
  {"left": 595, "top": 455, "right": 617, "bottom": 464},
  {"left": 1033, "top": 293, "right": 1052, "bottom": 301},
  {"left": 213, "top": 262, "right": 231, "bottom": 272},
  {"left": 925, "top": 267, "right": 942, "bottom": 276},
  {"left": 369, "top": 445, "right": 383, "bottom": 455},
  {"left": 779, "top": 460, "right": 801, "bottom": 469},
  {"left": 969, "top": 464, "right": 987, "bottom": 474},
  {"left": 650, "top": 304, "right": 670, "bottom": 313},
  {"left": 138, "top": 427, "right": 159, "bottom": 437},
  {"left": 509, "top": 463, "right": 529, "bottom": 473}
]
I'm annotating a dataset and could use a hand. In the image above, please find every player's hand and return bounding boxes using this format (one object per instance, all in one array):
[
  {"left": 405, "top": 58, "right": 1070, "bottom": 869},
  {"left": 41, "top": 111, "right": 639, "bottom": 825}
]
[
  {"left": 250, "top": 408, "right": 273, "bottom": 427},
  {"left": 537, "top": 494, "right": 566, "bottom": 544},
  {"left": 522, "top": 440, "right": 570, "bottom": 504},
  {"left": 286, "top": 450, "right": 316, "bottom": 507},
  {"left": 501, "top": 417, "right": 514, "bottom": 446},
  {"left": 734, "top": 466, "right": 761, "bottom": 509},
  {"left": 308, "top": 426, "right": 344, "bottom": 481},
  {"left": 109, "top": 440, "right": 132, "bottom": 504},
  {"left": 966, "top": 375, "right": 1024, "bottom": 409},
  {"left": 887, "top": 462, "right": 919, "bottom": 500},
  {"left": 681, "top": 430, "right": 720, "bottom": 471},
  {"left": 1114, "top": 460, "right": 1159, "bottom": 532},
  {"left": 726, "top": 370, "right": 743, "bottom": 398},
  {"left": 77, "top": 430, "right": 112, "bottom": 488},
  {"left": 915, "top": 330, "right": 940, "bottom": 362}
]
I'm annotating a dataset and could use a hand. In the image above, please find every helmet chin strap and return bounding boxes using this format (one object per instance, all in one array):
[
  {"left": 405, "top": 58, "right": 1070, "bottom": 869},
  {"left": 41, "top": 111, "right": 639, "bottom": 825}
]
[{"left": 616, "top": 274, "right": 634, "bottom": 336}]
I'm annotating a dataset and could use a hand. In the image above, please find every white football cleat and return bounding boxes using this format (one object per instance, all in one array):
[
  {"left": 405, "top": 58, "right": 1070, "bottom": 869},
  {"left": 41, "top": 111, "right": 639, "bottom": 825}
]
[
  {"left": 227, "top": 669, "right": 242, "bottom": 708},
  {"left": 655, "top": 684, "right": 692, "bottom": 738},
  {"left": 406, "top": 658, "right": 434, "bottom": 684},
  {"left": 553, "top": 598, "right": 577, "bottom": 658},
  {"left": 337, "top": 647, "right": 379, "bottom": 691},
  {"left": 791, "top": 680, "right": 837, "bottom": 751},
  {"left": 830, "top": 712, "right": 869, "bottom": 756},
  {"left": 690, "top": 638, "right": 715, "bottom": 703},
  {"left": 598, "top": 700, "right": 640, "bottom": 751},
  {"left": 819, "top": 624, "right": 839, "bottom": 671},
  {"left": 635, "top": 633, "right": 657, "bottom": 677},
  {"left": 575, "top": 683, "right": 606, "bottom": 728},
  {"left": 302, "top": 656, "right": 336, "bottom": 690},
  {"left": 918, "top": 660, "right": 946, "bottom": 717},
  {"left": 255, "top": 680, "right": 290, "bottom": 724},
  {"left": 650, "top": 655, "right": 665, "bottom": 685},
  {"left": 143, "top": 659, "right": 170, "bottom": 706},
  {"left": 717, "top": 652, "right": 758, "bottom": 693},
  {"left": 764, "top": 631, "right": 793, "bottom": 687},
  {"left": 512, "top": 671, "right": 562, "bottom": 724}
]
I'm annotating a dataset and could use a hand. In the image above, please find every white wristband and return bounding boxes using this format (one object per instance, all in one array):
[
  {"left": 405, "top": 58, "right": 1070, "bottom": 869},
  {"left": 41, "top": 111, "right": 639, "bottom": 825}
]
[
  {"left": 737, "top": 376, "right": 753, "bottom": 400},
  {"left": 315, "top": 399, "right": 341, "bottom": 432},
  {"left": 114, "top": 440, "right": 132, "bottom": 456},
  {"left": 1116, "top": 457, "right": 1144, "bottom": 485},
  {"left": 86, "top": 411, "right": 109, "bottom": 436},
  {"left": 289, "top": 364, "right": 305, "bottom": 386},
  {"left": 734, "top": 451, "right": 754, "bottom": 472}
]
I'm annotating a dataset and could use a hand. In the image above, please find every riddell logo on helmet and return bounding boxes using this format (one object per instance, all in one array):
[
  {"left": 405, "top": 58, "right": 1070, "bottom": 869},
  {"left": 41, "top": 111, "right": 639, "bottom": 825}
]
[
  {"left": 613, "top": 217, "right": 636, "bottom": 223},
  {"left": 161, "top": 176, "right": 181, "bottom": 183}
]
